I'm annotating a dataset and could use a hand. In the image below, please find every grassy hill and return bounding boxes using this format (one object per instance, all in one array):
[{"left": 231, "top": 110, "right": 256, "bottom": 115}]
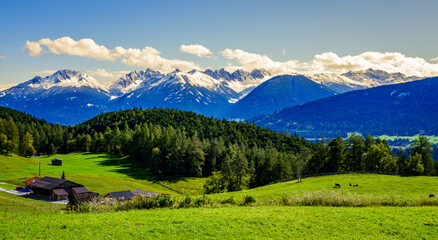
[
  {"left": 0, "top": 153, "right": 192, "bottom": 195},
  {"left": 212, "top": 173, "right": 438, "bottom": 203}
]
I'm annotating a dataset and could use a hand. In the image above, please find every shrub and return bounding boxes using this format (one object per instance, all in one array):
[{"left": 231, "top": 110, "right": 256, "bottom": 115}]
[
  {"left": 221, "top": 196, "right": 236, "bottom": 205},
  {"left": 242, "top": 195, "right": 256, "bottom": 205}
]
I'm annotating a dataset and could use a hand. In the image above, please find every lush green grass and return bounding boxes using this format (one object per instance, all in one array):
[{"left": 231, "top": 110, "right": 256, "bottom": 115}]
[
  {"left": 161, "top": 177, "right": 207, "bottom": 195},
  {"left": 210, "top": 174, "right": 438, "bottom": 204},
  {"left": 0, "top": 153, "right": 189, "bottom": 195},
  {"left": 0, "top": 206, "right": 437, "bottom": 239},
  {"left": 0, "top": 191, "right": 60, "bottom": 213}
]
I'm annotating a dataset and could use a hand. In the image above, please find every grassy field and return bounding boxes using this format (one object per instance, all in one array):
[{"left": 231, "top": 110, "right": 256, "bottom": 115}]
[
  {"left": 1, "top": 153, "right": 438, "bottom": 239},
  {"left": 209, "top": 174, "right": 438, "bottom": 204},
  {"left": 1, "top": 206, "right": 437, "bottom": 239},
  {"left": 0, "top": 153, "right": 197, "bottom": 195}
]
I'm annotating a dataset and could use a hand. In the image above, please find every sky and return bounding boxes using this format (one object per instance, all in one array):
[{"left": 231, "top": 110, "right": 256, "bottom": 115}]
[{"left": 1, "top": 0, "right": 438, "bottom": 89}]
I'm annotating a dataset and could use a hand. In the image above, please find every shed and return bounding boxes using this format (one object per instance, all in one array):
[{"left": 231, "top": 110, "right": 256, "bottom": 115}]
[
  {"left": 132, "top": 190, "right": 161, "bottom": 198},
  {"left": 52, "top": 188, "right": 69, "bottom": 200},
  {"left": 51, "top": 158, "right": 63, "bottom": 166},
  {"left": 104, "top": 190, "right": 135, "bottom": 201}
]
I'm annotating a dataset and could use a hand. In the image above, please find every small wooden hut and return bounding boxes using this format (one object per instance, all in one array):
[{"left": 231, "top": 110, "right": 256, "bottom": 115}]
[{"left": 51, "top": 158, "right": 63, "bottom": 166}]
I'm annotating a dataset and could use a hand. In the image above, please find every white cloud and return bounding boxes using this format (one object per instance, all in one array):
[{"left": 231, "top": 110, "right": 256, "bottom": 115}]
[
  {"left": 431, "top": 57, "right": 438, "bottom": 62},
  {"left": 86, "top": 68, "right": 114, "bottom": 78},
  {"left": 30, "top": 70, "right": 57, "bottom": 75},
  {"left": 180, "top": 44, "right": 213, "bottom": 58},
  {"left": 25, "top": 37, "right": 201, "bottom": 73},
  {"left": 221, "top": 49, "right": 438, "bottom": 77},
  {"left": 24, "top": 40, "right": 43, "bottom": 57},
  {"left": 0, "top": 55, "right": 6, "bottom": 59}
]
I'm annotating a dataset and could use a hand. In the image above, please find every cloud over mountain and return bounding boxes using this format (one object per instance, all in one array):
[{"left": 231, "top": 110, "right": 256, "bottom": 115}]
[
  {"left": 24, "top": 36, "right": 438, "bottom": 77},
  {"left": 180, "top": 44, "right": 213, "bottom": 58},
  {"left": 222, "top": 49, "right": 438, "bottom": 77},
  {"left": 24, "top": 37, "right": 201, "bottom": 73}
]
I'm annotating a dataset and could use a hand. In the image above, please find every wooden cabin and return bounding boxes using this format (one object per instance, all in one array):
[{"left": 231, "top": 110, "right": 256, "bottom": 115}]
[{"left": 51, "top": 158, "right": 63, "bottom": 166}]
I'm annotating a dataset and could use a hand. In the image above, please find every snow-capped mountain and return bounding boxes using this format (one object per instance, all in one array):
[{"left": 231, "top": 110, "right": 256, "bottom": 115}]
[
  {"left": 109, "top": 69, "right": 163, "bottom": 96},
  {"left": 305, "top": 73, "right": 368, "bottom": 93},
  {"left": 109, "top": 69, "right": 231, "bottom": 117},
  {"left": 0, "top": 68, "right": 425, "bottom": 125},
  {"left": 0, "top": 70, "right": 110, "bottom": 125},
  {"left": 109, "top": 68, "right": 272, "bottom": 103},
  {"left": 341, "top": 68, "right": 421, "bottom": 87}
]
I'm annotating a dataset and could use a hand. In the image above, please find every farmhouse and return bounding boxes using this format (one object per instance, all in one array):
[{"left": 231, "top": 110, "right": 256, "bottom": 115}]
[
  {"left": 23, "top": 176, "right": 42, "bottom": 187},
  {"left": 132, "top": 190, "right": 161, "bottom": 198},
  {"left": 27, "top": 176, "right": 83, "bottom": 200},
  {"left": 51, "top": 158, "right": 63, "bottom": 166},
  {"left": 104, "top": 190, "right": 135, "bottom": 201}
]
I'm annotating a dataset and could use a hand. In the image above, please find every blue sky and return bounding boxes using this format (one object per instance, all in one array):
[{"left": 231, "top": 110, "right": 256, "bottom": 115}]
[{"left": 1, "top": 0, "right": 438, "bottom": 87}]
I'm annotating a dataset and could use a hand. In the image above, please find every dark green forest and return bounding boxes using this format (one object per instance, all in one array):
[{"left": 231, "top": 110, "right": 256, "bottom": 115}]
[{"left": 0, "top": 106, "right": 436, "bottom": 193}]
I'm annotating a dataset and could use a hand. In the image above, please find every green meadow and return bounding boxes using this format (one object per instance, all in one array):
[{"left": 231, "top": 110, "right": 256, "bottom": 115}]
[
  {"left": 1, "top": 153, "right": 438, "bottom": 239},
  {"left": 0, "top": 153, "right": 179, "bottom": 195},
  {"left": 1, "top": 205, "right": 437, "bottom": 239}
]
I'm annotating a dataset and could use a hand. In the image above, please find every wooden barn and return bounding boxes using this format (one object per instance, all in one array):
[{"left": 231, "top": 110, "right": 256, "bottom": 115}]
[
  {"left": 104, "top": 190, "right": 135, "bottom": 201},
  {"left": 51, "top": 158, "right": 63, "bottom": 166},
  {"left": 27, "top": 176, "right": 83, "bottom": 200}
]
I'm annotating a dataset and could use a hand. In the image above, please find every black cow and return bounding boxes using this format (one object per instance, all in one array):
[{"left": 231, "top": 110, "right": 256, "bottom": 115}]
[{"left": 335, "top": 183, "right": 341, "bottom": 188}]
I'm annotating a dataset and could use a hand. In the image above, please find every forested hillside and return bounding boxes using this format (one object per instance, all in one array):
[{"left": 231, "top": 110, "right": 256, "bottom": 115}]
[{"left": 1, "top": 107, "right": 436, "bottom": 193}]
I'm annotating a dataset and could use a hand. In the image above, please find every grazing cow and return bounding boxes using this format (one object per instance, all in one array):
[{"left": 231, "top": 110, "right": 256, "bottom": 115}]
[
  {"left": 349, "top": 183, "right": 352, "bottom": 186},
  {"left": 430, "top": 194, "right": 435, "bottom": 198},
  {"left": 335, "top": 183, "right": 341, "bottom": 188},
  {"left": 353, "top": 184, "right": 359, "bottom": 187}
]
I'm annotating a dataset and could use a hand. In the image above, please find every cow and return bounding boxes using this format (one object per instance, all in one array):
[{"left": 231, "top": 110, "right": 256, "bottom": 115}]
[
  {"left": 335, "top": 183, "right": 341, "bottom": 188},
  {"left": 430, "top": 194, "right": 435, "bottom": 198}
]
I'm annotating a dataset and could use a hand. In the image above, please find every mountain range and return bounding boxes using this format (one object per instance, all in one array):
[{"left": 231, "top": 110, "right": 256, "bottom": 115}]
[
  {"left": 252, "top": 77, "right": 438, "bottom": 138},
  {"left": 0, "top": 68, "right": 424, "bottom": 125}
]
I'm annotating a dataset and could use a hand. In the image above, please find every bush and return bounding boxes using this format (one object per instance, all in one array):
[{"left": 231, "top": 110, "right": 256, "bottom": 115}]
[
  {"left": 221, "top": 196, "right": 236, "bottom": 205},
  {"left": 242, "top": 195, "right": 256, "bottom": 205},
  {"left": 178, "top": 196, "right": 193, "bottom": 208}
]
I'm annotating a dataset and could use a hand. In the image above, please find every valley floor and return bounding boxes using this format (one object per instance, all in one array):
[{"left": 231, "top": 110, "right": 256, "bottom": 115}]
[{"left": 1, "top": 206, "right": 437, "bottom": 239}]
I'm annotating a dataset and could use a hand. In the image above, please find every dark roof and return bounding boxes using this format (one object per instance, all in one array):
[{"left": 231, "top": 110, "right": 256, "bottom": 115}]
[
  {"left": 28, "top": 176, "right": 67, "bottom": 190},
  {"left": 52, "top": 188, "right": 68, "bottom": 196},
  {"left": 72, "top": 187, "right": 92, "bottom": 194},
  {"left": 23, "top": 176, "right": 42, "bottom": 185},
  {"left": 105, "top": 190, "right": 135, "bottom": 201},
  {"left": 51, "top": 158, "right": 63, "bottom": 161},
  {"left": 132, "top": 190, "right": 161, "bottom": 197}
]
